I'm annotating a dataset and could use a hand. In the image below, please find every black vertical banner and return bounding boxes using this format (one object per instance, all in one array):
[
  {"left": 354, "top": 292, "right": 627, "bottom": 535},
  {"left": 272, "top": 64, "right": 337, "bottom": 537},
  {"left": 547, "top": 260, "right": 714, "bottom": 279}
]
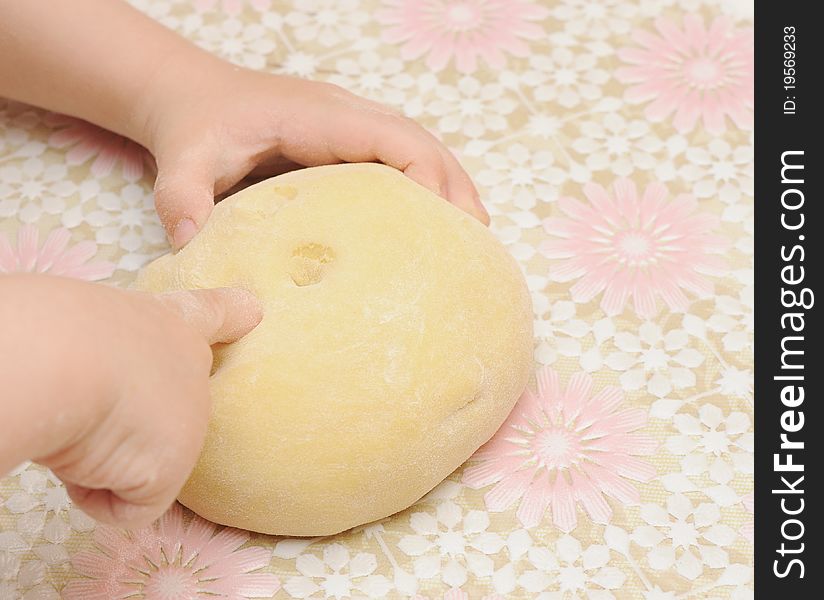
[{"left": 755, "top": 1, "right": 822, "bottom": 596}]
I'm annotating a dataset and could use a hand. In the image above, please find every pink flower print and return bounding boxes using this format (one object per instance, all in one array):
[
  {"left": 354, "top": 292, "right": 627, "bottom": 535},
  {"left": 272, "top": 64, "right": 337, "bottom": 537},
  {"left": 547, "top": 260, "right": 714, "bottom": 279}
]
[
  {"left": 45, "top": 113, "right": 150, "bottom": 180},
  {"left": 377, "top": 0, "right": 548, "bottom": 74},
  {"left": 0, "top": 224, "right": 114, "bottom": 280},
  {"left": 541, "top": 178, "right": 727, "bottom": 319},
  {"left": 740, "top": 492, "right": 753, "bottom": 543},
  {"left": 463, "top": 367, "right": 657, "bottom": 532},
  {"left": 63, "top": 503, "right": 280, "bottom": 599},
  {"left": 616, "top": 16, "right": 753, "bottom": 134}
]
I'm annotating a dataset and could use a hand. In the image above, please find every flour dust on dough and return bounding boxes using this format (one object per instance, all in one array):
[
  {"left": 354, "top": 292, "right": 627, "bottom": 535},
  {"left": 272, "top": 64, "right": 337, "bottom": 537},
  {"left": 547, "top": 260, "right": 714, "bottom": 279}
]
[{"left": 134, "top": 163, "right": 533, "bottom": 536}]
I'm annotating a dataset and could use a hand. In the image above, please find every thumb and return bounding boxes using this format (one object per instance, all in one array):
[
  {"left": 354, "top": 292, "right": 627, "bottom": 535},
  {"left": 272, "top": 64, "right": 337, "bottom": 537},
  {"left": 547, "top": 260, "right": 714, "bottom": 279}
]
[
  {"left": 154, "top": 154, "right": 216, "bottom": 250},
  {"left": 157, "top": 288, "right": 264, "bottom": 345}
]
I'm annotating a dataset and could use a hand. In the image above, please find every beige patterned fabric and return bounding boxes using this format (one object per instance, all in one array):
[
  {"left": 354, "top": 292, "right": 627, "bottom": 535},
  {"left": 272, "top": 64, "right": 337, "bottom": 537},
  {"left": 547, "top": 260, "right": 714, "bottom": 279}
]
[{"left": 0, "top": 1, "right": 753, "bottom": 598}]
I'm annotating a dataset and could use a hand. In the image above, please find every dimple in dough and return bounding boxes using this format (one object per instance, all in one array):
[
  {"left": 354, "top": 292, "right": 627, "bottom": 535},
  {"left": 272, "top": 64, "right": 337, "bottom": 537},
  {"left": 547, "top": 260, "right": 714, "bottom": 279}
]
[{"left": 134, "top": 163, "right": 533, "bottom": 536}]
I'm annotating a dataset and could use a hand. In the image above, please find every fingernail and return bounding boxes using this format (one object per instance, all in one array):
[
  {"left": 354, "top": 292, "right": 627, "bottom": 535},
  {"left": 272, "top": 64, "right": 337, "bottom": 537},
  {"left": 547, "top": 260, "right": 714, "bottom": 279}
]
[{"left": 172, "top": 218, "right": 197, "bottom": 250}]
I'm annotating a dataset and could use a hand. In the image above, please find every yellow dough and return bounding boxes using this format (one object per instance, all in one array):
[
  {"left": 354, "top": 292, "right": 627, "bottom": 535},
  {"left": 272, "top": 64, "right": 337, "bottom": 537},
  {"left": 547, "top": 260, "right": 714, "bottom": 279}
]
[{"left": 134, "top": 163, "right": 533, "bottom": 536}]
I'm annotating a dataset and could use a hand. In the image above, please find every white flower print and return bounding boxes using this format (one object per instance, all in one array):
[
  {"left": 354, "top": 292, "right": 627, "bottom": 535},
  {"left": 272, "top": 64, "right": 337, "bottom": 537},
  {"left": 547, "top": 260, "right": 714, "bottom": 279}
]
[
  {"left": 708, "top": 291, "right": 754, "bottom": 352},
  {"left": 579, "top": 317, "right": 618, "bottom": 372},
  {"left": 667, "top": 404, "right": 753, "bottom": 481},
  {"left": 1, "top": 469, "right": 86, "bottom": 599},
  {"left": 327, "top": 47, "right": 437, "bottom": 116},
  {"left": 493, "top": 207, "right": 542, "bottom": 232},
  {"left": 398, "top": 501, "right": 505, "bottom": 588},
  {"left": 329, "top": 51, "right": 419, "bottom": 109},
  {"left": 475, "top": 144, "right": 566, "bottom": 213},
  {"left": 0, "top": 550, "right": 19, "bottom": 576},
  {"left": 650, "top": 134, "right": 690, "bottom": 183},
  {"left": 488, "top": 529, "right": 534, "bottom": 596},
  {"left": 3, "top": 464, "right": 95, "bottom": 545},
  {"left": 427, "top": 77, "right": 518, "bottom": 139},
  {"left": 636, "top": 0, "right": 707, "bottom": 16},
  {"left": 0, "top": 552, "right": 59, "bottom": 600},
  {"left": 0, "top": 552, "right": 22, "bottom": 599},
  {"left": 633, "top": 494, "right": 737, "bottom": 580},
  {"left": 739, "top": 492, "right": 754, "bottom": 544},
  {"left": 525, "top": 274, "right": 551, "bottom": 315},
  {"left": 284, "top": 544, "right": 391, "bottom": 599},
  {"left": 552, "top": 0, "right": 637, "bottom": 40},
  {"left": 642, "top": 587, "right": 681, "bottom": 600},
  {"left": 179, "top": 13, "right": 211, "bottom": 38},
  {"left": 720, "top": 0, "right": 755, "bottom": 22},
  {"left": 419, "top": 479, "right": 464, "bottom": 504},
  {"left": 196, "top": 18, "right": 275, "bottom": 69},
  {"left": 682, "top": 139, "right": 753, "bottom": 200},
  {"left": 572, "top": 114, "right": 663, "bottom": 177},
  {"left": 278, "top": 51, "right": 321, "bottom": 78},
  {"left": 83, "top": 182, "right": 166, "bottom": 271},
  {"left": 518, "top": 535, "right": 626, "bottom": 598},
  {"left": 58, "top": 179, "right": 104, "bottom": 229},
  {"left": 604, "top": 322, "right": 705, "bottom": 398},
  {"left": 715, "top": 366, "right": 753, "bottom": 400},
  {"left": 519, "top": 109, "right": 566, "bottom": 143},
  {"left": 659, "top": 464, "right": 740, "bottom": 509},
  {"left": 0, "top": 110, "right": 46, "bottom": 160},
  {"left": 129, "top": 0, "right": 194, "bottom": 33},
  {"left": 736, "top": 590, "right": 756, "bottom": 600},
  {"left": 728, "top": 202, "right": 753, "bottom": 252},
  {"left": 732, "top": 275, "right": 753, "bottom": 310},
  {"left": 285, "top": 0, "right": 367, "bottom": 48},
  {"left": 489, "top": 222, "right": 539, "bottom": 266},
  {"left": 0, "top": 158, "right": 76, "bottom": 223},
  {"left": 192, "top": 0, "right": 272, "bottom": 16},
  {"left": 522, "top": 48, "right": 609, "bottom": 108},
  {"left": 260, "top": 9, "right": 284, "bottom": 32},
  {"left": 533, "top": 300, "right": 589, "bottom": 365}
]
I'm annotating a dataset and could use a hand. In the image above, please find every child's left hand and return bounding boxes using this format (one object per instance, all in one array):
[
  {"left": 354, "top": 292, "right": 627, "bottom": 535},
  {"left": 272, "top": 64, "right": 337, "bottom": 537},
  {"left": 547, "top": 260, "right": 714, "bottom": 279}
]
[{"left": 140, "top": 57, "right": 489, "bottom": 249}]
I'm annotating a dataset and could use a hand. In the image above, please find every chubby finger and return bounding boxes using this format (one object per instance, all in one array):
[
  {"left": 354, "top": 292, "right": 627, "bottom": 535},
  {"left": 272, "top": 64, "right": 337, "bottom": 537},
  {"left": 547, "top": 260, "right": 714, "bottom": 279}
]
[
  {"left": 157, "top": 288, "right": 263, "bottom": 345},
  {"left": 153, "top": 150, "right": 217, "bottom": 250},
  {"left": 434, "top": 142, "right": 490, "bottom": 225},
  {"left": 277, "top": 93, "right": 449, "bottom": 198},
  {"left": 335, "top": 92, "right": 488, "bottom": 223},
  {"left": 336, "top": 111, "right": 449, "bottom": 198},
  {"left": 63, "top": 481, "right": 173, "bottom": 530}
]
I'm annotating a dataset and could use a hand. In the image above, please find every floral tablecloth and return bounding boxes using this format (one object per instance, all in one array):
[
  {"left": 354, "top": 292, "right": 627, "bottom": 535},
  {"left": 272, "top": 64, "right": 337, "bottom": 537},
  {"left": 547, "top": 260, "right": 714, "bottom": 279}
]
[{"left": 1, "top": 1, "right": 754, "bottom": 598}]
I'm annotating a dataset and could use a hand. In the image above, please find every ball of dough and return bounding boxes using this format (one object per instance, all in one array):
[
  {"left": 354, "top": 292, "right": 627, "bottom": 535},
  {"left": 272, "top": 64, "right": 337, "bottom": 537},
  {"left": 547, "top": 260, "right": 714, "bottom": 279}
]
[{"left": 134, "top": 163, "right": 533, "bottom": 536}]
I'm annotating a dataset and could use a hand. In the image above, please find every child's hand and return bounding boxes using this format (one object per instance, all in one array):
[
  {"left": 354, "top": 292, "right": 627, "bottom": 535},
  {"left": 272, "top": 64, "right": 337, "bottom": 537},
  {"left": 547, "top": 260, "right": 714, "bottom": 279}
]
[
  {"left": 1, "top": 0, "right": 488, "bottom": 250},
  {"left": 142, "top": 60, "right": 489, "bottom": 249},
  {"left": 0, "top": 275, "right": 262, "bottom": 528}
]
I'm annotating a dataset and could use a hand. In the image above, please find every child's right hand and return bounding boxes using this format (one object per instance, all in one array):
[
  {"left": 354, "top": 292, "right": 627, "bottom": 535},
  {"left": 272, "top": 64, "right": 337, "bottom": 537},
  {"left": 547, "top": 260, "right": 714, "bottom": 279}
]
[
  {"left": 142, "top": 65, "right": 490, "bottom": 249},
  {"left": 0, "top": 274, "right": 261, "bottom": 528}
]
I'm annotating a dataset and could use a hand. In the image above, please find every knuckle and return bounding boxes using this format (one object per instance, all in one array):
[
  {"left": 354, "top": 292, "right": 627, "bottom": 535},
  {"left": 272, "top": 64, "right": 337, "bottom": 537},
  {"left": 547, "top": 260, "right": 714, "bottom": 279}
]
[
  {"left": 420, "top": 147, "right": 448, "bottom": 174},
  {"left": 397, "top": 113, "right": 425, "bottom": 131}
]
